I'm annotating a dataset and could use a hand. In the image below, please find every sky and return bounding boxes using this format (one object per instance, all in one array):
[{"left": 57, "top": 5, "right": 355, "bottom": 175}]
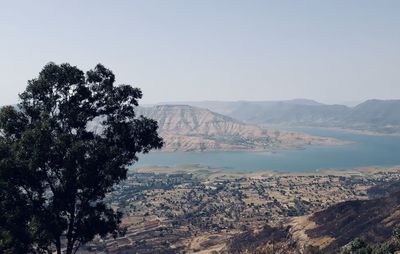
[{"left": 1, "top": 0, "right": 400, "bottom": 106}]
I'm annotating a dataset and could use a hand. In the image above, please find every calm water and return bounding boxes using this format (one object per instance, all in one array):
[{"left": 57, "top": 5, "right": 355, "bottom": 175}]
[{"left": 134, "top": 128, "right": 400, "bottom": 172}]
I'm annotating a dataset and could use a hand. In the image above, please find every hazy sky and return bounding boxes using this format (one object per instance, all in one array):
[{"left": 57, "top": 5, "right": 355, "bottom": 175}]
[{"left": 1, "top": 0, "right": 400, "bottom": 105}]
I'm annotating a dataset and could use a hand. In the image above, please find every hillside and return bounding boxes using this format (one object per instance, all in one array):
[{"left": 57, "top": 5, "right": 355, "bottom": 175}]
[
  {"left": 344, "top": 100, "right": 400, "bottom": 133},
  {"left": 136, "top": 105, "right": 346, "bottom": 152},
  {"left": 162, "top": 99, "right": 400, "bottom": 134},
  {"left": 304, "top": 191, "right": 400, "bottom": 250},
  {"left": 225, "top": 190, "right": 400, "bottom": 253},
  {"left": 136, "top": 105, "right": 264, "bottom": 137}
]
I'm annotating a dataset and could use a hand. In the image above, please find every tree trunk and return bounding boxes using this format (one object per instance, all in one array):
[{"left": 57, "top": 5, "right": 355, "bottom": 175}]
[
  {"left": 66, "top": 194, "right": 77, "bottom": 254},
  {"left": 66, "top": 235, "right": 75, "bottom": 254},
  {"left": 55, "top": 238, "right": 61, "bottom": 254},
  {"left": 66, "top": 245, "right": 72, "bottom": 254}
]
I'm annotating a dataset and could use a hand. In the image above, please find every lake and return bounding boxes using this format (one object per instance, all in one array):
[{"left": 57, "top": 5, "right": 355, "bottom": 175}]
[{"left": 134, "top": 127, "right": 400, "bottom": 172}]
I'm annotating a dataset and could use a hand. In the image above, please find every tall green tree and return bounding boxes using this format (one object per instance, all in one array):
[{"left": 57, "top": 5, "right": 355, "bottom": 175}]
[{"left": 0, "top": 63, "right": 163, "bottom": 254}]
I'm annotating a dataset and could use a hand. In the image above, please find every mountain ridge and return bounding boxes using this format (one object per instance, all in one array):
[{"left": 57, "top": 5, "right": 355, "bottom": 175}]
[
  {"left": 136, "top": 105, "right": 347, "bottom": 152},
  {"left": 158, "top": 99, "right": 400, "bottom": 134}
]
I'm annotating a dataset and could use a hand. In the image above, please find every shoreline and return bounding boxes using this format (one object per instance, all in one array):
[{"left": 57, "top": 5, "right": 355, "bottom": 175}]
[
  {"left": 145, "top": 135, "right": 352, "bottom": 153},
  {"left": 134, "top": 164, "right": 400, "bottom": 178},
  {"left": 261, "top": 124, "right": 400, "bottom": 137},
  {"left": 158, "top": 126, "right": 351, "bottom": 153}
]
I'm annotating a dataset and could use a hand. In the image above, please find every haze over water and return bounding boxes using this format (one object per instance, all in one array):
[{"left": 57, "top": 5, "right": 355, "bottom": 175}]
[{"left": 135, "top": 128, "right": 400, "bottom": 172}]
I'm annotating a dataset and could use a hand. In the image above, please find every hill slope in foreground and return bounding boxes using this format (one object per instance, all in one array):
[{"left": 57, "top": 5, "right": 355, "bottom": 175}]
[
  {"left": 226, "top": 189, "right": 400, "bottom": 253},
  {"left": 136, "top": 105, "right": 347, "bottom": 152}
]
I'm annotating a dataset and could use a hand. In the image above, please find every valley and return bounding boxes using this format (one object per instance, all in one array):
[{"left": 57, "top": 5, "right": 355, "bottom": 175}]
[{"left": 81, "top": 166, "right": 400, "bottom": 254}]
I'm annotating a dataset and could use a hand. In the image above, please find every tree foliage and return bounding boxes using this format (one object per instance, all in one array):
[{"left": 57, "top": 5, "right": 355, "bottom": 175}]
[
  {"left": 0, "top": 63, "right": 163, "bottom": 254},
  {"left": 339, "top": 228, "right": 400, "bottom": 254}
]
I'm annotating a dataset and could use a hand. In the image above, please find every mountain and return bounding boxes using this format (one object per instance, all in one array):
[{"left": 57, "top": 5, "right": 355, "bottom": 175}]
[
  {"left": 159, "top": 99, "right": 325, "bottom": 118},
  {"left": 136, "top": 105, "right": 263, "bottom": 137},
  {"left": 161, "top": 99, "right": 400, "bottom": 134},
  {"left": 136, "top": 105, "right": 346, "bottom": 152},
  {"left": 350, "top": 100, "right": 400, "bottom": 124},
  {"left": 226, "top": 190, "right": 400, "bottom": 253},
  {"left": 343, "top": 100, "right": 400, "bottom": 133}
]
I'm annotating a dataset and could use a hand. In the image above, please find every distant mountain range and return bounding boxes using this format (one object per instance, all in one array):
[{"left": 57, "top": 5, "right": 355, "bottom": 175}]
[
  {"left": 159, "top": 99, "right": 400, "bottom": 134},
  {"left": 136, "top": 105, "right": 345, "bottom": 152}
]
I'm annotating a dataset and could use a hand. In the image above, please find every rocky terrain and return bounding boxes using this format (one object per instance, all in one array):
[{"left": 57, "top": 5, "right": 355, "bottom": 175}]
[
  {"left": 136, "top": 105, "right": 347, "bottom": 152},
  {"left": 79, "top": 166, "right": 400, "bottom": 254},
  {"left": 226, "top": 184, "right": 400, "bottom": 254},
  {"left": 161, "top": 99, "right": 400, "bottom": 134}
]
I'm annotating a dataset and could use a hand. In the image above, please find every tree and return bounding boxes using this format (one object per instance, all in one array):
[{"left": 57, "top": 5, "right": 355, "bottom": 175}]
[
  {"left": 0, "top": 63, "right": 163, "bottom": 254},
  {"left": 0, "top": 175, "right": 33, "bottom": 253},
  {"left": 393, "top": 225, "right": 400, "bottom": 240}
]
